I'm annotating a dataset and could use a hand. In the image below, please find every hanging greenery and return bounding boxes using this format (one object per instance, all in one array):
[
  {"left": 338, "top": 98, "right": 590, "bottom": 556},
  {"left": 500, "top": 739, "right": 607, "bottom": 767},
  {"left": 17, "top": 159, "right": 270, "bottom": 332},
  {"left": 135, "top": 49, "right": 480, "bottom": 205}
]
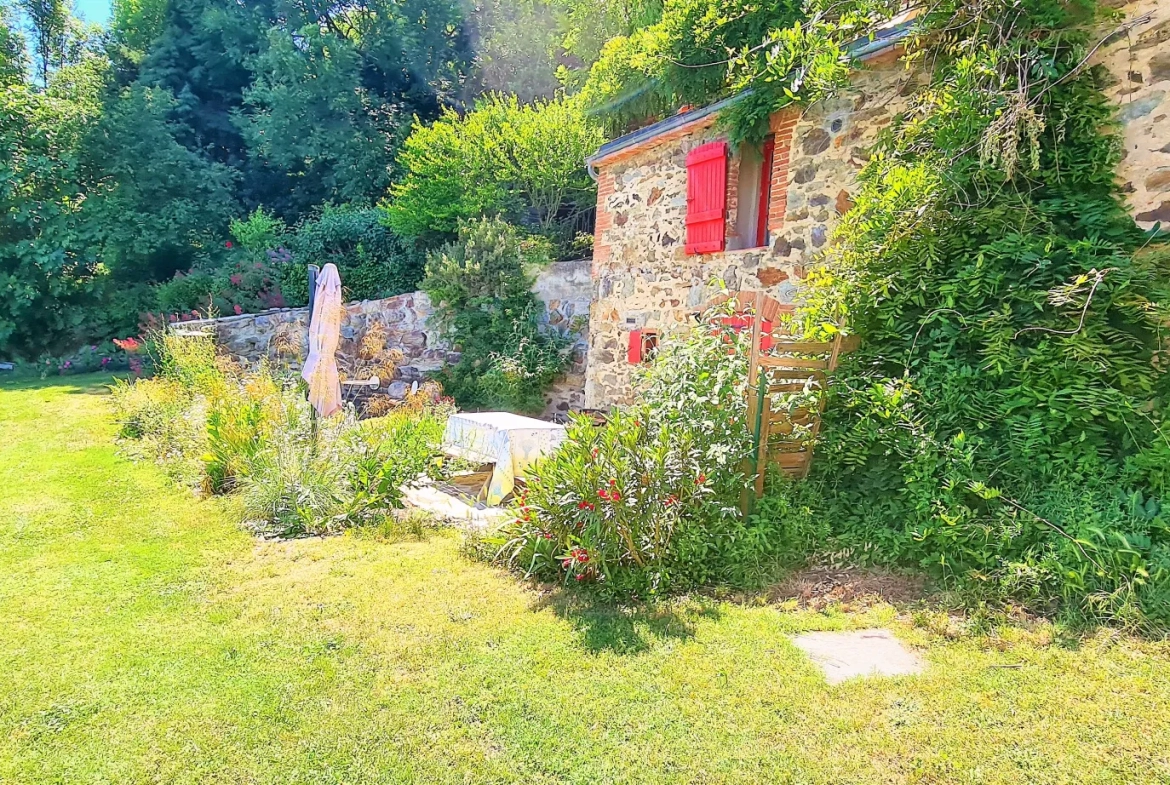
[{"left": 727, "top": 0, "right": 1170, "bottom": 627}]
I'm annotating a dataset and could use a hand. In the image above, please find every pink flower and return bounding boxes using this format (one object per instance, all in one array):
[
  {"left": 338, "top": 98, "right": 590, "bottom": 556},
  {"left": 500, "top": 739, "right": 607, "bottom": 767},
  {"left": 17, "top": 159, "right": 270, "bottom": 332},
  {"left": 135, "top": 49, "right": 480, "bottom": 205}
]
[
  {"left": 233, "top": 304, "right": 243, "bottom": 315},
  {"left": 225, "top": 241, "right": 233, "bottom": 249},
  {"left": 229, "top": 274, "right": 243, "bottom": 285}
]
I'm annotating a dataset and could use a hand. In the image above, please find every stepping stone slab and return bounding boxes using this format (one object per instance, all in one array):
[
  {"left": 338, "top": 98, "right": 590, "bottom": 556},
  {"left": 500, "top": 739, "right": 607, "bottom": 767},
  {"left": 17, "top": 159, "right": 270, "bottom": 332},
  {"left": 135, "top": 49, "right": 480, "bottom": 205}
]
[{"left": 792, "top": 629, "right": 923, "bottom": 684}]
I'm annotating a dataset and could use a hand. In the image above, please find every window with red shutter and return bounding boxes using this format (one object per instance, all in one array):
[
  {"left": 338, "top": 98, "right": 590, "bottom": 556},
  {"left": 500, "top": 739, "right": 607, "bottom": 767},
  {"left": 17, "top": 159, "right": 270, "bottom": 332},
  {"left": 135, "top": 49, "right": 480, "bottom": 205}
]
[{"left": 685, "top": 141, "right": 728, "bottom": 254}]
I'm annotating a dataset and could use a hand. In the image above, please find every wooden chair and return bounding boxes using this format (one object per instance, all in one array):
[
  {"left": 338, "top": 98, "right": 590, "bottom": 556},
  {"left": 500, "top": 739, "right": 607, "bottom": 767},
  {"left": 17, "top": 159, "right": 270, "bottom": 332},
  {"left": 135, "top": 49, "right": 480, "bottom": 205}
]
[{"left": 701, "top": 290, "right": 856, "bottom": 500}]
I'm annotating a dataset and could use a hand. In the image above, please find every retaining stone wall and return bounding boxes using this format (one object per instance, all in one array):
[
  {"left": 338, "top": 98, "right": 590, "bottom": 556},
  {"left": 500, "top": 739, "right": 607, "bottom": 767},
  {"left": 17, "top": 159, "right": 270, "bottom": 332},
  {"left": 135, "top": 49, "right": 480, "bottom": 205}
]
[{"left": 178, "top": 259, "right": 592, "bottom": 418}]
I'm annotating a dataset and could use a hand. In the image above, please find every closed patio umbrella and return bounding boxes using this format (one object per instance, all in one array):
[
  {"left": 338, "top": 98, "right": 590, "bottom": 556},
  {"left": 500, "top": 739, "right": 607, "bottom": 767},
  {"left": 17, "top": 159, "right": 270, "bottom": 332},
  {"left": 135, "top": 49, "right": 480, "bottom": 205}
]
[{"left": 302, "top": 263, "right": 343, "bottom": 418}]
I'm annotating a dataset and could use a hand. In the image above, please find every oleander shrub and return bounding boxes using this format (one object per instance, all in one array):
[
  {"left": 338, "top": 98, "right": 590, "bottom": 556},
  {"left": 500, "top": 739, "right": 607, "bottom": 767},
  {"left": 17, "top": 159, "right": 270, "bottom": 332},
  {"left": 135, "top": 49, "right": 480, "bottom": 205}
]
[{"left": 484, "top": 299, "right": 794, "bottom": 597}]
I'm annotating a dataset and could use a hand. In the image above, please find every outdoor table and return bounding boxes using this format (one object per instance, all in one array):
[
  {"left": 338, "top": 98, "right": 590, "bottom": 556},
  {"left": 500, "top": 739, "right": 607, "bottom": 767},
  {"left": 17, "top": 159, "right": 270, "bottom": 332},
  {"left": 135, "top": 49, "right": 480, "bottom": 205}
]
[{"left": 442, "top": 412, "right": 567, "bottom": 506}]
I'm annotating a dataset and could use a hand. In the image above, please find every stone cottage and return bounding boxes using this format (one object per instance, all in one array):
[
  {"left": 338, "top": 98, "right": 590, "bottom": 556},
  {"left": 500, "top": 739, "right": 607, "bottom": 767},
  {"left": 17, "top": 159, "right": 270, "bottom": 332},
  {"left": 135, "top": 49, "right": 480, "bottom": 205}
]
[
  {"left": 582, "top": 0, "right": 1170, "bottom": 409},
  {"left": 583, "top": 25, "right": 915, "bottom": 408}
]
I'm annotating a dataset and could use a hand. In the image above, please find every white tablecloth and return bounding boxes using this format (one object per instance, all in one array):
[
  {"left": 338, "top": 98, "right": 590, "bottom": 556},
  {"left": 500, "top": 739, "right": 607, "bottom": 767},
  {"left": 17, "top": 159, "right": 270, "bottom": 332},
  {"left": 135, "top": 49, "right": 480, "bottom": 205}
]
[{"left": 442, "top": 412, "right": 567, "bottom": 505}]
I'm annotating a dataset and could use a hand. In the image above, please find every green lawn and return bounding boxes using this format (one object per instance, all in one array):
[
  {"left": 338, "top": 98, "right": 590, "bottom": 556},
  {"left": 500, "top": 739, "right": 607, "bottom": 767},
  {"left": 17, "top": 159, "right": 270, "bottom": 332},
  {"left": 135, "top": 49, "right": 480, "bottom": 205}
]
[{"left": 2, "top": 373, "right": 1169, "bottom": 784}]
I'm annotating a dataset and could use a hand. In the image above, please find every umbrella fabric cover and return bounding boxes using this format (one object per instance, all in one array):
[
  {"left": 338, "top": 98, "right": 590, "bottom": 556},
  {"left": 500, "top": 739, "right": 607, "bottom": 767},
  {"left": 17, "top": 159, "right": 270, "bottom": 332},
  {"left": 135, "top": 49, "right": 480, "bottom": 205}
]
[{"left": 301, "top": 263, "right": 343, "bottom": 417}]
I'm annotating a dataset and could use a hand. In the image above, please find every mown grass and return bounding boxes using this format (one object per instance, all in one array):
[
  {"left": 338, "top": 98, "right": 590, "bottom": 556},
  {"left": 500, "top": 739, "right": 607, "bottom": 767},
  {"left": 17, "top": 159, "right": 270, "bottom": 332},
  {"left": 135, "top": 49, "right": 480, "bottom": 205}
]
[{"left": 1, "top": 373, "right": 1169, "bottom": 784}]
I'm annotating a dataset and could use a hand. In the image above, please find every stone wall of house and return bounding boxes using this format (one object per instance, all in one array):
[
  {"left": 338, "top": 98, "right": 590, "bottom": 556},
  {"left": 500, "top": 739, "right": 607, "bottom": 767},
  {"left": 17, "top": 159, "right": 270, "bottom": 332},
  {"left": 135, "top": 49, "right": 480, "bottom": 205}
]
[
  {"left": 1099, "top": 0, "right": 1170, "bottom": 228},
  {"left": 586, "top": 58, "right": 913, "bottom": 407},
  {"left": 178, "top": 260, "right": 593, "bottom": 418}
]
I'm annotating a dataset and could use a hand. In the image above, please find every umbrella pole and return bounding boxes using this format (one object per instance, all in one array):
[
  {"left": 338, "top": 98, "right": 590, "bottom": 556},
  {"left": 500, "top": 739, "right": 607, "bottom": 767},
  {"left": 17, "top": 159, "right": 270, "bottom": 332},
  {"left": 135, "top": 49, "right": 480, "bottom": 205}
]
[{"left": 306, "top": 265, "right": 320, "bottom": 446}]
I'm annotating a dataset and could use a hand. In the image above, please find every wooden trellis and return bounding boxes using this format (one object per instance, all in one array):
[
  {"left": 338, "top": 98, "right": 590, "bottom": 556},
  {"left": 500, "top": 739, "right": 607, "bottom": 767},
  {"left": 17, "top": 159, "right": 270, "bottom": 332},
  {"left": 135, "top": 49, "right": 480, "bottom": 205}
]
[{"left": 704, "top": 291, "right": 856, "bottom": 500}]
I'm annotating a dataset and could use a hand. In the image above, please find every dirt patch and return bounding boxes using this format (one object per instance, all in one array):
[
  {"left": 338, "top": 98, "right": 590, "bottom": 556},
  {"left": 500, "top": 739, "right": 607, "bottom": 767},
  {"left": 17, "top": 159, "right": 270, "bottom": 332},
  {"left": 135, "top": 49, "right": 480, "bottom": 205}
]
[{"left": 768, "top": 566, "right": 926, "bottom": 611}]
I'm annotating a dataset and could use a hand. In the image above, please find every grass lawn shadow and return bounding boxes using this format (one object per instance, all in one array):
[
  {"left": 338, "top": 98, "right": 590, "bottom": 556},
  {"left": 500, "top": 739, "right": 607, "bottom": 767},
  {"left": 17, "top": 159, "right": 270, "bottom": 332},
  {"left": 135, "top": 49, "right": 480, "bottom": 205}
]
[{"left": 531, "top": 587, "right": 722, "bottom": 655}]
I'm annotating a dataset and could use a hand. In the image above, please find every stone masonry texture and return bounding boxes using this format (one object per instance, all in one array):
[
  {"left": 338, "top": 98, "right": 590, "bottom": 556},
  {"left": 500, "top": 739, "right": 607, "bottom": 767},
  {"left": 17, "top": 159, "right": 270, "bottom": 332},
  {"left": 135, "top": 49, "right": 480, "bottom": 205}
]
[
  {"left": 584, "top": 2, "right": 1170, "bottom": 409},
  {"left": 179, "top": 260, "right": 592, "bottom": 419}
]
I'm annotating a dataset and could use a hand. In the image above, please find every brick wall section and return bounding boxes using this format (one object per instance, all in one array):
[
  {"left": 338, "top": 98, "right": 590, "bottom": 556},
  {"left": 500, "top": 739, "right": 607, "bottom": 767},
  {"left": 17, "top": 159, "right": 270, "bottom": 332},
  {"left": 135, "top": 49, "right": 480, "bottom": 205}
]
[
  {"left": 592, "top": 170, "right": 615, "bottom": 272},
  {"left": 767, "top": 107, "right": 800, "bottom": 233},
  {"left": 725, "top": 149, "right": 741, "bottom": 243}
]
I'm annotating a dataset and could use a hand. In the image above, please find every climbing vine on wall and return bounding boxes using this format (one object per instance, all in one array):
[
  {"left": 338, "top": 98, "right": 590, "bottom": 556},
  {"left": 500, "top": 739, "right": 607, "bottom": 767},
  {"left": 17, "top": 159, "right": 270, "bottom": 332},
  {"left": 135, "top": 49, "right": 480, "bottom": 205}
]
[{"left": 733, "top": 0, "right": 1170, "bottom": 625}]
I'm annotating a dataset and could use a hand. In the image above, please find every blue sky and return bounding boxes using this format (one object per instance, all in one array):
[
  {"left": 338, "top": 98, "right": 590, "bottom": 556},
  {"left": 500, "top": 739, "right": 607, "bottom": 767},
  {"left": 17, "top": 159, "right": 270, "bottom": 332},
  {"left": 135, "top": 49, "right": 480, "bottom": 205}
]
[{"left": 75, "top": 0, "right": 111, "bottom": 24}]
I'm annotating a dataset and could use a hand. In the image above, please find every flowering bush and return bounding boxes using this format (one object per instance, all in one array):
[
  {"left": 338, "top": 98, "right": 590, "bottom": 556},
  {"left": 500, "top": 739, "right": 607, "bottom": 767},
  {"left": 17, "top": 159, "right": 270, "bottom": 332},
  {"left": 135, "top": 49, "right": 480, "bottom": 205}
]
[
  {"left": 37, "top": 340, "right": 138, "bottom": 378},
  {"left": 152, "top": 250, "right": 286, "bottom": 322},
  {"left": 484, "top": 297, "right": 790, "bottom": 597}
]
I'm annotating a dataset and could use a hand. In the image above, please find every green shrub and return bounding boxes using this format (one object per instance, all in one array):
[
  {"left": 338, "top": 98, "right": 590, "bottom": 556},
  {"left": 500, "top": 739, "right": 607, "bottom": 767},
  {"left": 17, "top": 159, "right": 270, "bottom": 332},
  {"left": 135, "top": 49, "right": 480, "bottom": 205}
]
[
  {"left": 424, "top": 217, "right": 572, "bottom": 413},
  {"left": 230, "top": 208, "right": 287, "bottom": 254},
  {"left": 383, "top": 94, "right": 603, "bottom": 256},
  {"left": 485, "top": 299, "right": 788, "bottom": 597},
  {"left": 238, "top": 404, "right": 450, "bottom": 536},
  {"left": 282, "top": 205, "right": 424, "bottom": 305}
]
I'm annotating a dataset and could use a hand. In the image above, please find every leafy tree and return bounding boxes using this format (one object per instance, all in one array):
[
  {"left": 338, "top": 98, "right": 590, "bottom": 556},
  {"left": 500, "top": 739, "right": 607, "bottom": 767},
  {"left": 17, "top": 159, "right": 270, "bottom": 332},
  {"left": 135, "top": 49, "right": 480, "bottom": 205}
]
[
  {"left": 239, "top": 23, "right": 401, "bottom": 215},
  {"left": 0, "top": 50, "right": 105, "bottom": 358},
  {"left": 0, "top": 5, "right": 27, "bottom": 85},
  {"left": 77, "top": 85, "right": 239, "bottom": 282},
  {"left": 550, "top": 0, "right": 662, "bottom": 71},
  {"left": 577, "top": 0, "right": 804, "bottom": 132},
  {"left": 109, "top": 0, "right": 168, "bottom": 63},
  {"left": 465, "top": 0, "right": 564, "bottom": 102},
  {"left": 383, "top": 93, "right": 603, "bottom": 251},
  {"left": 16, "top": 0, "right": 68, "bottom": 86}
]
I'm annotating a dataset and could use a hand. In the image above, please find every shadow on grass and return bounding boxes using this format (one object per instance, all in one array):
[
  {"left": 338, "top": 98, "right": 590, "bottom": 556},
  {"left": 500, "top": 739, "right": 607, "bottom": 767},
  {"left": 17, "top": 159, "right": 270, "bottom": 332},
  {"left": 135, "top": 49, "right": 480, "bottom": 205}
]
[{"left": 530, "top": 588, "right": 723, "bottom": 655}]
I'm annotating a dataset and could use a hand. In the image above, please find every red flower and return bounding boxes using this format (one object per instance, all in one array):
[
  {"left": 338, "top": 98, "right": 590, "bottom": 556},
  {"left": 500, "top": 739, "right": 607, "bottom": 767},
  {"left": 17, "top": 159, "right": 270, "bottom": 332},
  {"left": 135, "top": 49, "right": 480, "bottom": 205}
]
[
  {"left": 225, "top": 241, "right": 233, "bottom": 249},
  {"left": 590, "top": 448, "right": 599, "bottom": 460},
  {"left": 541, "top": 531, "right": 554, "bottom": 540},
  {"left": 610, "top": 490, "right": 622, "bottom": 502},
  {"left": 609, "top": 479, "right": 617, "bottom": 486},
  {"left": 696, "top": 473, "right": 707, "bottom": 485},
  {"left": 598, "top": 489, "right": 609, "bottom": 500},
  {"left": 575, "top": 574, "right": 586, "bottom": 581},
  {"left": 665, "top": 495, "right": 678, "bottom": 506}
]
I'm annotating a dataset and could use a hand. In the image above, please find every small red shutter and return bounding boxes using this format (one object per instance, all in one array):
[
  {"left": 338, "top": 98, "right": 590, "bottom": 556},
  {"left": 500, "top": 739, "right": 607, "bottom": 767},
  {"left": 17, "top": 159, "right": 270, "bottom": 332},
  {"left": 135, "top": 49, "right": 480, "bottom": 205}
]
[
  {"left": 685, "top": 141, "right": 728, "bottom": 254},
  {"left": 628, "top": 330, "right": 643, "bottom": 364}
]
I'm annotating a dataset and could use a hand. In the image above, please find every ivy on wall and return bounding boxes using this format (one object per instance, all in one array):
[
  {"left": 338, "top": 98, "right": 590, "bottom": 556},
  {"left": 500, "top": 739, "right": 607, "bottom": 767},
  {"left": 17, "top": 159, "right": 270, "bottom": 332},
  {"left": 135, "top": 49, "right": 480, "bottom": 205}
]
[{"left": 723, "top": 0, "right": 1170, "bottom": 625}]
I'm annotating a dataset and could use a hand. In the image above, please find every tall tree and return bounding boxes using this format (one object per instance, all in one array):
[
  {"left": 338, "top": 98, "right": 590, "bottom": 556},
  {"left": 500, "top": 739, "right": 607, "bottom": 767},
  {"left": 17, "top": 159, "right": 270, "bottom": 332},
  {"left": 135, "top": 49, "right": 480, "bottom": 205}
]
[{"left": 16, "top": 0, "right": 68, "bottom": 86}]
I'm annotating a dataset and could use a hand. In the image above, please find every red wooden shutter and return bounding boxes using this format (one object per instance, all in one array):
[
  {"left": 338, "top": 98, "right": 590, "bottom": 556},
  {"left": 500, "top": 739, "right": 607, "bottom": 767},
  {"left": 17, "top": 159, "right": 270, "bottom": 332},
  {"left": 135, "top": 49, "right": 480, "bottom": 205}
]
[
  {"left": 628, "top": 330, "right": 643, "bottom": 364},
  {"left": 685, "top": 141, "right": 728, "bottom": 254}
]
